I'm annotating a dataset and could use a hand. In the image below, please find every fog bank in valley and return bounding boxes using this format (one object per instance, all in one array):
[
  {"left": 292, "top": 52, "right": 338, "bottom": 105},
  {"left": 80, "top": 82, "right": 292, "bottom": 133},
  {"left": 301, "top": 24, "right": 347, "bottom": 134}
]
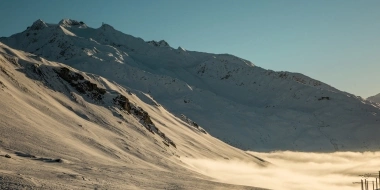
[{"left": 183, "top": 151, "right": 380, "bottom": 190}]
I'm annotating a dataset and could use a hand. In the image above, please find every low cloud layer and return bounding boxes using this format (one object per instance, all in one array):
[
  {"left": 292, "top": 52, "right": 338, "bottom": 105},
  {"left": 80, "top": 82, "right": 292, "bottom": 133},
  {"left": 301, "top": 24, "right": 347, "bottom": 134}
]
[{"left": 183, "top": 151, "right": 380, "bottom": 190}]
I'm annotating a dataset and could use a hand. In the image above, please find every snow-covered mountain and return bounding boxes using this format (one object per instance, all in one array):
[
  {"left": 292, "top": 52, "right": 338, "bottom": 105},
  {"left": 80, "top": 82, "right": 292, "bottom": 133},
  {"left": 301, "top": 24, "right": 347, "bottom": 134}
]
[
  {"left": 0, "top": 42, "right": 266, "bottom": 189},
  {"left": 367, "top": 93, "right": 380, "bottom": 104},
  {"left": 1, "top": 19, "right": 380, "bottom": 152}
]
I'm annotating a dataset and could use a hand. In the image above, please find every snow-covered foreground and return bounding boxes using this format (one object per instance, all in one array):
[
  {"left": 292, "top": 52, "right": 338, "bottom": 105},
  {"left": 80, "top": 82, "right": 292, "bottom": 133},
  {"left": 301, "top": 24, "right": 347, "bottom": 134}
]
[
  {"left": 0, "top": 42, "right": 265, "bottom": 189},
  {"left": 184, "top": 151, "right": 379, "bottom": 190}
]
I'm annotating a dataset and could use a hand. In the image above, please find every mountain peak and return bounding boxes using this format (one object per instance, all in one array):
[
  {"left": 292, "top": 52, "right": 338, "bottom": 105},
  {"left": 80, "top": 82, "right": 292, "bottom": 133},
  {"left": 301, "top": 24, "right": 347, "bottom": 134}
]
[
  {"left": 29, "top": 19, "right": 48, "bottom": 30},
  {"left": 59, "top": 19, "right": 87, "bottom": 28},
  {"left": 147, "top": 40, "right": 171, "bottom": 48},
  {"left": 178, "top": 46, "right": 186, "bottom": 51},
  {"left": 99, "top": 22, "right": 115, "bottom": 30}
]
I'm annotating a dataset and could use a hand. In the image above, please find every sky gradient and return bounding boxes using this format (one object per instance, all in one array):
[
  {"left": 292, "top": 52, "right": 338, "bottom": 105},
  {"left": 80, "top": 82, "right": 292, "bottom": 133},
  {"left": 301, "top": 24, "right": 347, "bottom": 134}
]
[{"left": 0, "top": 0, "right": 379, "bottom": 98}]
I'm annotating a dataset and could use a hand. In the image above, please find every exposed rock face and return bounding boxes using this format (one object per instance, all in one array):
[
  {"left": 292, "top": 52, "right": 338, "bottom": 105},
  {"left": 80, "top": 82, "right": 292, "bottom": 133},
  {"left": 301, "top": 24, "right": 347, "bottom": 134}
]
[
  {"left": 318, "top": 96, "right": 330, "bottom": 101},
  {"left": 29, "top": 19, "right": 48, "bottom": 30},
  {"left": 59, "top": 19, "right": 87, "bottom": 27},
  {"left": 113, "top": 94, "right": 176, "bottom": 148},
  {"left": 113, "top": 95, "right": 131, "bottom": 113},
  {"left": 0, "top": 81, "right": 5, "bottom": 89},
  {"left": 147, "top": 40, "right": 170, "bottom": 48},
  {"left": 132, "top": 107, "right": 153, "bottom": 125},
  {"left": 180, "top": 114, "right": 207, "bottom": 134},
  {"left": 54, "top": 66, "right": 177, "bottom": 148},
  {"left": 56, "top": 67, "right": 106, "bottom": 101},
  {"left": 177, "top": 46, "right": 186, "bottom": 52}
]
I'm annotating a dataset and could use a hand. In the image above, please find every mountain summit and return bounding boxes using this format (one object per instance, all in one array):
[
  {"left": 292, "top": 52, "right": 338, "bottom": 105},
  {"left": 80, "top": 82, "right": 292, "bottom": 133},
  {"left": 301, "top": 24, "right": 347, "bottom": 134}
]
[
  {"left": 58, "top": 19, "right": 87, "bottom": 28},
  {"left": 1, "top": 19, "right": 380, "bottom": 151},
  {"left": 147, "top": 40, "right": 171, "bottom": 48},
  {"left": 29, "top": 19, "right": 49, "bottom": 30}
]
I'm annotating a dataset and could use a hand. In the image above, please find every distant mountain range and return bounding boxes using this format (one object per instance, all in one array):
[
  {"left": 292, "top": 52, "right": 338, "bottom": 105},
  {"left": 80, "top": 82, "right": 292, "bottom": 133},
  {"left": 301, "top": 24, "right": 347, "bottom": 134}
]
[{"left": 1, "top": 19, "right": 380, "bottom": 152}]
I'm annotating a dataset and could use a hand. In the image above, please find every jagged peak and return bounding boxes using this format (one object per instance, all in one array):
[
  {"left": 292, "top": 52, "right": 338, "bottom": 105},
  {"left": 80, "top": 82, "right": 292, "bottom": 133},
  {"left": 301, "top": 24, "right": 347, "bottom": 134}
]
[
  {"left": 158, "top": 40, "right": 169, "bottom": 47},
  {"left": 178, "top": 46, "right": 186, "bottom": 51},
  {"left": 59, "top": 19, "right": 87, "bottom": 28},
  {"left": 29, "top": 19, "right": 48, "bottom": 30},
  {"left": 99, "top": 22, "right": 115, "bottom": 30},
  {"left": 147, "top": 40, "right": 171, "bottom": 48}
]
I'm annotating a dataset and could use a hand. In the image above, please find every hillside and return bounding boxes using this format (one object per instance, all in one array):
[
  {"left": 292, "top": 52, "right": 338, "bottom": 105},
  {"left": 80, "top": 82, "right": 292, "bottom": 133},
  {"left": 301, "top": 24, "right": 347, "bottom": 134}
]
[
  {"left": 1, "top": 19, "right": 380, "bottom": 151},
  {"left": 367, "top": 93, "right": 380, "bottom": 104},
  {"left": 0, "top": 42, "right": 267, "bottom": 189}
]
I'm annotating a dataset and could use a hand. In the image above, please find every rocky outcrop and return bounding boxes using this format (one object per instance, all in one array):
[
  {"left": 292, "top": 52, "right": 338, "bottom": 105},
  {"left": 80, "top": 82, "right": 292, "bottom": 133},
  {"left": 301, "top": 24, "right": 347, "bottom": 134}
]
[
  {"left": 29, "top": 19, "right": 48, "bottom": 30},
  {"left": 180, "top": 114, "right": 207, "bottom": 134},
  {"left": 55, "top": 67, "right": 177, "bottom": 148},
  {"left": 59, "top": 19, "right": 86, "bottom": 27},
  {"left": 56, "top": 67, "right": 105, "bottom": 101},
  {"left": 0, "top": 81, "right": 5, "bottom": 89},
  {"left": 114, "top": 94, "right": 176, "bottom": 148},
  {"left": 113, "top": 95, "right": 131, "bottom": 113},
  {"left": 318, "top": 96, "right": 330, "bottom": 101},
  {"left": 146, "top": 40, "right": 170, "bottom": 48}
]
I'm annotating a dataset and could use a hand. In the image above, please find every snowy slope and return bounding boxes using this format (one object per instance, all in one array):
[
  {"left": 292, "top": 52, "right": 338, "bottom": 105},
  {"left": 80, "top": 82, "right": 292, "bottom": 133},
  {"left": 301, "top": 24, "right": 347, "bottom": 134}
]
[
  {"left": 367, "top": 93, "right": 380, "bottom": 104},
  {"left": 1, "top": 19, "right": 380, "bottom": 151},
  {"left": 0, "top": 42, "right": 267, "bottom": 189}
]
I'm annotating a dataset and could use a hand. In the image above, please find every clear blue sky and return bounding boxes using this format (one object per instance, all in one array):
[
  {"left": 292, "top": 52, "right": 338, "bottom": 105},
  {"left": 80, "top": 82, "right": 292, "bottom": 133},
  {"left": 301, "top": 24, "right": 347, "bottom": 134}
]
[{"left": 0, "top": 0, "right": 379, "bottom": 98}]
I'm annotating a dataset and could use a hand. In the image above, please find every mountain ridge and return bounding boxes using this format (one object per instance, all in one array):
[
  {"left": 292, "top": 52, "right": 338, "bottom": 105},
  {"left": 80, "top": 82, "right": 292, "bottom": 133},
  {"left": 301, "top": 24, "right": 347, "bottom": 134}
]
[
  {"left": 1, "top": 19, "right": 379, "bottom": 151},
  {"left": 368, "top": 93, "right": 380, "bottom": 104}
]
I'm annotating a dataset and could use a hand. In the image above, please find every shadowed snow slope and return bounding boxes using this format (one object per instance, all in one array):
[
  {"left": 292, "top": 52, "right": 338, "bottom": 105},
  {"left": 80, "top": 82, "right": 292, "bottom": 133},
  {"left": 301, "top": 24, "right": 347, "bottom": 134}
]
[
  {"left": 0, "top": 43, "right": 266, "bottom": 189},
  {"left": 367, "top": 93, "right": 380, "bottom": 104},
  {"left": 1, "top": 19, "right": 380, "bottom": 151}
]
